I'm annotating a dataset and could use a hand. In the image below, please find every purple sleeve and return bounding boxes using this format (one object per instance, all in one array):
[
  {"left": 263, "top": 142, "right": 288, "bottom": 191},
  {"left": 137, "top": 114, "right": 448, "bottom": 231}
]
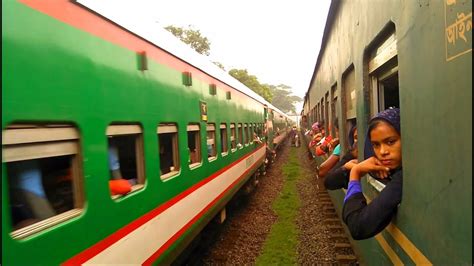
[{"left": 344, "top": 180, "right": 362, "bottom": 202}]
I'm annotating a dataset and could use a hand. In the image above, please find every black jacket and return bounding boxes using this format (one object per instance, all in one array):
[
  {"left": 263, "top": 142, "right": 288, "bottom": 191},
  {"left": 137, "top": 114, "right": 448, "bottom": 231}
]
[
  {"left": 342, "top": 169, "right": 403, "bottom": 240},
  {"left": 324, "top": 153, "right": 355, "bottom": 190}
]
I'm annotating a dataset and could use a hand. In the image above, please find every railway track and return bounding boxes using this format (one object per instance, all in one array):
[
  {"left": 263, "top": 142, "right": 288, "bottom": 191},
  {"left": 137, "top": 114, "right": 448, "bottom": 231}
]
[{"left": 175, "top": 136, "right": 358, "bottom": 265}]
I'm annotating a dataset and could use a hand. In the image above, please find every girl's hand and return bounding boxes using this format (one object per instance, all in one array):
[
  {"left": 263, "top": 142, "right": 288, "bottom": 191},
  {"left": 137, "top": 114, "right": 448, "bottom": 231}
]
[
  {"left": 343, "top": 159, "right": 358, "bottom": 170},
  {"left": 349, "top": 157, "right": 390, "bottom": 181}
]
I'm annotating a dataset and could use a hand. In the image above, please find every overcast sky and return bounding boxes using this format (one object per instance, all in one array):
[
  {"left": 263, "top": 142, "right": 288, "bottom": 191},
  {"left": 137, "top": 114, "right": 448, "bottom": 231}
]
[{"left": 80, "top": 0, "right": 331, "bottom": 112}]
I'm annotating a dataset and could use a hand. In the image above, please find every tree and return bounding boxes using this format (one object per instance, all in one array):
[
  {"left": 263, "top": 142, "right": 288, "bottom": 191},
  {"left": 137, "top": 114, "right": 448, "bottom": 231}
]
[
  {"left": 165, "top": 25, "right": 211, "bottom": 56},
  {"left": 268, "top": 84, "right": 302, "bottom": 114},
  {"left": 228, "top": 69, "right": 273, "bottom": 102}
]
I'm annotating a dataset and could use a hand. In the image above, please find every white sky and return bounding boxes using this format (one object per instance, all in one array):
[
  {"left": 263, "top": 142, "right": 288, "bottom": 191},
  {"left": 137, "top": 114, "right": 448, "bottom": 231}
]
[{"left": 81, "top": 0, "right": 331, "bottom": 113}]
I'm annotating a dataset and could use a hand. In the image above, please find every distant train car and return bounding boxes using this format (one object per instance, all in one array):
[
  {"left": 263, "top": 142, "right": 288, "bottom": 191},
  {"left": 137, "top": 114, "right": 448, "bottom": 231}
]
[
  {"left": 2, "top": 1, "right": 289, "bottom": 265},
  {"left": 302, "top": 0, "right": 471, "bottom": 264}
]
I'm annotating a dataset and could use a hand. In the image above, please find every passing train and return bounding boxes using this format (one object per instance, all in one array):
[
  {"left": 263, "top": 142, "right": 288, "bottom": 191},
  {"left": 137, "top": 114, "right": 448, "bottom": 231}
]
[
  {"left": 301, "top": 0, "right": 471, "bottom": 264},
  {"left": 2, "top": 1, "right": 294, "bottom": 265}
]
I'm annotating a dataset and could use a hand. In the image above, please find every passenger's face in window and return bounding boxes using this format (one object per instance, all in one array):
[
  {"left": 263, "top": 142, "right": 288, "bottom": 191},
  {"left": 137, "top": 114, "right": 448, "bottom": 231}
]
[{"left": 370, "top": 121, "right": 401, "bottom": 170}]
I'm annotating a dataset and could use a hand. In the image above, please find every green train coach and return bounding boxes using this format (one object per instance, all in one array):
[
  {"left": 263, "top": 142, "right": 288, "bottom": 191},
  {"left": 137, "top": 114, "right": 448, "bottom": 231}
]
[
  {"left": 301, "top": 0, "right": 471, "bottom": 264},
  {"left": 2, "top": 1, "right": 293, "bottom": 265}
]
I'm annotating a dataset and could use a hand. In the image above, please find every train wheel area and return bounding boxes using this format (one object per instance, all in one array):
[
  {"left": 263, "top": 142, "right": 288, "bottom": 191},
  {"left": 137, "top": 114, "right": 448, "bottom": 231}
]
[{"left": 175, "top": 135, "right": 358, "bottom": 265}]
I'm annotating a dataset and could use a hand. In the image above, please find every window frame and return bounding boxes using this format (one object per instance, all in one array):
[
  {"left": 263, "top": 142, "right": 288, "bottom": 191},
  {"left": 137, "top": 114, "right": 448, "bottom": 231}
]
[
  {"left": 230, "top": 123, "right": 237, "bottom": 152},
  {"left": 366, "top": 30, "right": 400, "bottom": 192},
  {"left": 206, "top": 123, "right": 217, "bottom": 161},
  {"left": 244, "top": 123, "right": 249, "bottom": 146},
  {"left": 2, "top": 124, "right": 84, "bottom": 239},
  {"left": 220, "top": 123, "right": 228, "bottom": 155},
  {"left": 158, "top": 123, "right": 180, "bottom": 180},
  {"left": 187, "top": 123, "right": 202, "bottom": 169},
  {"left": 238, "top": 123, "right": 243, "bottom": 149},
  {"left": 106, "top": 124, "right": 146, "bottom": 197}
]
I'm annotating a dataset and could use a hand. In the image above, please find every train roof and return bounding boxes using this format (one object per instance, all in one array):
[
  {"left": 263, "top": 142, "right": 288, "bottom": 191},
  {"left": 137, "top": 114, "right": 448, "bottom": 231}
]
[
  {"left": 76, "top": 1, "right": 289, "bottom": 118},
  {"left": 303, "top": 0, "right": 340, "bottom": 106}
]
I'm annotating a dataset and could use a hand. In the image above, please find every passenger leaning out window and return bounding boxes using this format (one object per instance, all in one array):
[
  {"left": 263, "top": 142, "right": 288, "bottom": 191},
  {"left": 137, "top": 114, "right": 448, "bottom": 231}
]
[{"left": 342, "top": 107, "right": 402, "bottom": 240}]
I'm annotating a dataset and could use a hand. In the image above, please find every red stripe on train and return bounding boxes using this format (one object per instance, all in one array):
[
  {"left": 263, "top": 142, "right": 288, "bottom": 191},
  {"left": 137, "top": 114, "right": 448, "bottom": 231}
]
[
  {"left": 62, "top": 145, "right": 265, "bottom": 265},
  {"left": 18, "top": 0, "right": 253, "bottom": 104}
]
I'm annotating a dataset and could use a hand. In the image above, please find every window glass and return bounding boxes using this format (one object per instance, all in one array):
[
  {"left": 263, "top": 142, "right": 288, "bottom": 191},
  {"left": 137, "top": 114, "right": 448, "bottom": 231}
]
[
  {"left": 230, "top": 123, "right": 236, "bottom": 151},
  {"left": 244, "top": 124, "right": 249, "bottom": 145},
  {"left": 220, "top": 123, "right": 228, "bottom": 154},
  {"left": 343, "top": 66, "right": 356, "bottom": 120},
  {"left": 158, "top": 124, "right": 180, "bottom": 179},
  {"left": 207, "top": 123, "right": 217, "bottom": 160},
  {"left": 3, "top": 124, "right": 84, "bottom": 238},
  {"left": 238, "top": 123, "right": 243, "bottom": 148},
  {"left": 187, "top": 124, "right": 201, "bottom": 167},
  {"left": 106, "top": 124, "right": 145, "bottom": 197}
]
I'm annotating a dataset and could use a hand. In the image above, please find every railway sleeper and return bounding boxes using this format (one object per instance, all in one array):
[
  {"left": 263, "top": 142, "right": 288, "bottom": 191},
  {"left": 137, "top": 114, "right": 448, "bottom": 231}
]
[
  {"left": 324, "top": 212, "right": 338, "bottom": 219},
  {"left": 323, "top": 206, "right": 336, "bottom": 212},
  {"left": 336, "top": 254, "right": 358, "bottom": 264},
  {"left": 334, "top": 243, "right": 352, "bottom": 249},
  {"left": 328, "top": 224, "right": 343, "bottom": 230},
  {"left": 329, "top": 233, "right": 349, "bottom": 241},
  {"left": 323, "top": 218, "right": 340, "bottom": 224}
]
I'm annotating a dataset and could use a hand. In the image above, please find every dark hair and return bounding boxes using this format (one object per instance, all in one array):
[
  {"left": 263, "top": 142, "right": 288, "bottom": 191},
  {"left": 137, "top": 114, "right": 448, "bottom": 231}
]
[
  {"left": 333, "top": 117, "right": 339, "bottom": 130},
  {"left": 368, "top": 118, "right": 398, "bottom": 137}
]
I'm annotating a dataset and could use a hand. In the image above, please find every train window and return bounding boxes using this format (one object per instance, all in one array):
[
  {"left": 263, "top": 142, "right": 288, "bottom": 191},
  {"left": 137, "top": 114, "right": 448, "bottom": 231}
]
[
  {"left": 258, "top": 123, "right": 264, "bottom": 139},
  {"left": 182, "top": 71, "right": 192, "bottom": 86},
  {"left": 342, "top": 65, "right": 356, "bottom": 120},
  {"left": 220, "top": 123, "right": 228, "bottom": 155},
  {"left": 238, "top": 123, "right": 243, "bottom": 148},
  {"left": 248, "top": 124, "right": 252, "bottom": 144},
  {"left": 158, "top": 124, "right": 180, "bottom": 180},
  {"left": 367, "top": 31, "right": 400, "bottom": 192},
  {"left": 244, "top": 123, "right": 249, "bottom": 145},
  {"left": 187, "top": 124, "right": 202, "bottom": 168},
  {"left": 206, "top": 123, "right": 217, "bottom": 160},
  {"left": 325, "top": 92, "right": 330, "bottom": 132},
  {"left": 209, "top": 84, "right": 217, "bottom": 95},
  {"left": 106, "top": 124, "right": 146, "bottom": 197},
  {"left": 317, "top": 103, "right": 321, "bottom": 123},
  {"left": 368, "top": 31, "right": 399, "bottom": 116},
  {"left": 2, "top": 124, "right": 84, "bottom": 239},
  {"left": 230, "top": 123, "right": 237, "bottom": 151},
  {"left": 331, "top": 83, "right": 338, "bottom": 137}
]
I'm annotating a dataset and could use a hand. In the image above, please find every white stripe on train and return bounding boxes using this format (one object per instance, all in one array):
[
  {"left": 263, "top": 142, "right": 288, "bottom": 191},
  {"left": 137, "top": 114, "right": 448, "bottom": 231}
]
[{"left": 83, "top": 146, "right": 266, "bottom": 265}]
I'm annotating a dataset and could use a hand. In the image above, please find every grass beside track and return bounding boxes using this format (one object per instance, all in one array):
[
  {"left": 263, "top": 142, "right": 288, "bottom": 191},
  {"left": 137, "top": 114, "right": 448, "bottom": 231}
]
[{"left": 256, "top": 148, "right": 302, "bottom": 265}]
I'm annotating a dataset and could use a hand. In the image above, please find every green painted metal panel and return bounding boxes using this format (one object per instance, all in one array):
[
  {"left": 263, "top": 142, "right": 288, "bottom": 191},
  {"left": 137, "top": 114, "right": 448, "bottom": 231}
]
[
  {"left": 305, "top": 0, "right": 472, "bottom": 264},
  {"left": 2, "top": 1, "right": 267, "bottom": 264}
]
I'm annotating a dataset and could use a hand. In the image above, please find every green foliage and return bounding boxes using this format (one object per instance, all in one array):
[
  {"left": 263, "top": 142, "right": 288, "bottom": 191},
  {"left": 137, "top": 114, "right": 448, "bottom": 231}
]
[
  {"left": 269, "top": 84, "right": 302, "bottom": 114},
  {"left": 256, "top": 148, "right": 301, "bottom": 265},
  {"left": 164, "top": 25, "right": 301, "bottom": 113},
  {"left": 164, "top": 25, "right": 211, "bottom": 56},
  {"left": 228, "top": 68, "right": 273, "bottom": 102}
]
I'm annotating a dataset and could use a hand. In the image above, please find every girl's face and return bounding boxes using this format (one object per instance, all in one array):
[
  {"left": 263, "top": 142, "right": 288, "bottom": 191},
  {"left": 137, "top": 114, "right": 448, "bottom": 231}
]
[{"left": 370, "top": 121, "right": 402, "bottom": 169}]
